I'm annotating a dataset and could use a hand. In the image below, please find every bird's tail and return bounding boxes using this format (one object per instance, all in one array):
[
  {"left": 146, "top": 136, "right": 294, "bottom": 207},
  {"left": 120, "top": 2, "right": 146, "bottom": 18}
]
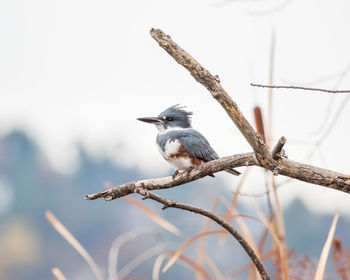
[{"left": 225, "top": 168, "right": 241, "bottom": 176}]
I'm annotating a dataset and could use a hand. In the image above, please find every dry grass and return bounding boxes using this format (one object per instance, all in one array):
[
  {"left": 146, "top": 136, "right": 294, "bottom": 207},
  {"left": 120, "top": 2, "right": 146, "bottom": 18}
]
[
  {"left": 107, "top": 226, "right": 159, "bottom": 280},
  {"left": 162, "top": 229, "right": 225, "bottom": 273},
  {"left": 196, "top": 197, "right": 220, "bottom": 280},
  {"left": 47, "top": 184, "right": 345, "bottom": 280},
  {"left": 124, "top": 196, "right": 182, "bottom": 236},
  {"left": 315, "top": 214, "right": 339, "bottom": 280},
  {"left": 46, "top": 211, "right": 103, "bottom": 280},
  {"left": 176, "top": 253, "right": 213, "bottom": 280},
  {"left": 332, "top": 238, "right": 350, "bottom": 279},
  {"left": 52, "top": 267, "right": 67, "bottom": 280}
]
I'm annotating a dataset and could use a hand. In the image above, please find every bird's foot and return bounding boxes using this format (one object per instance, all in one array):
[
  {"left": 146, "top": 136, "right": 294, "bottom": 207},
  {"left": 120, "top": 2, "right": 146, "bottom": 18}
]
[
  {"left": 172, "top": 170, "right": 180, "bottom": 180},
  {"left": 185, "top": 166, "right": 194, "bottom": 177}
]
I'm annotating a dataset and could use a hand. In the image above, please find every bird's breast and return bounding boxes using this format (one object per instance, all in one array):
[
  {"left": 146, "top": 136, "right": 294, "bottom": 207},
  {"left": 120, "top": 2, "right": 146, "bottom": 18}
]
[{"left": 157, "top": 139, "right": 203, "bottom": 170}]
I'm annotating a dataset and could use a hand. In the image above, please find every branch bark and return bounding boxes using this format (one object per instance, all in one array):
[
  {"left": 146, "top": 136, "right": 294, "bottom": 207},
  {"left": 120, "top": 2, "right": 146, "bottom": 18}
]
[
  {"left": 85, "top": 153, "right": 255, "bottom": 201},
  {"left": 85, "top": 152, "right": 350, "bottom": 201}
]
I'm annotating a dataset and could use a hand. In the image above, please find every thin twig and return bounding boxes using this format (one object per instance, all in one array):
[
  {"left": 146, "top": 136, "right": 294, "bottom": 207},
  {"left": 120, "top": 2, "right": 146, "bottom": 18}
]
[
  {"left": 135, "top": 189, "right": 270, "bottom": 280},
  {"left": 251, "top": 83, "right": 350, "bottom": 93}
]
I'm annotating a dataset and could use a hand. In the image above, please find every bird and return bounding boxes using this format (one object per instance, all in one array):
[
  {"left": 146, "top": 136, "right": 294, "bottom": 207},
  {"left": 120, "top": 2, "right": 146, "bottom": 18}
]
[{"left": 137, "top": 105, "right": 241, "bottom": 177}]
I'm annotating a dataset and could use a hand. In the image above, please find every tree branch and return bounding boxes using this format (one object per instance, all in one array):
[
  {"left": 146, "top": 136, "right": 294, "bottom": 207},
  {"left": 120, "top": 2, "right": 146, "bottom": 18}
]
[
  {"left": 85, "top": 28, "right": 350, "bottom": 280},
  {"left": 149, "top": 28, "right": 270, "bottom": 161},
  {"left": 250, "top": 83, "right": 350, "bottom": 93},
  {"left": 133, "top": 189, "right": 270, "bottom": 280},
  {"left": 85, "top": 150, "right": 350, "bottom": 201},
  {"left": 85, "top": 153, "right": 255, "bottom": 201},
  {"left": 277, "top": 159, "right": 350, "bottom": 191}
]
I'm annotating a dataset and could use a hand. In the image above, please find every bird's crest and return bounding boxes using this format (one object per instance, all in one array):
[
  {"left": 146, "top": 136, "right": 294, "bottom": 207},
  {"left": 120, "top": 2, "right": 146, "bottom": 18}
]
[{"left": 158, "top": 105, "right": 193, "bottom": 129}]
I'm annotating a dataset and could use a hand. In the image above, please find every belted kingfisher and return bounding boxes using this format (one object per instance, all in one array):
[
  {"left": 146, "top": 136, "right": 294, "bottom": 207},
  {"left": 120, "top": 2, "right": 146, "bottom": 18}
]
[{"left": 137, "top": 105, "right": 241, "bottom": 177}]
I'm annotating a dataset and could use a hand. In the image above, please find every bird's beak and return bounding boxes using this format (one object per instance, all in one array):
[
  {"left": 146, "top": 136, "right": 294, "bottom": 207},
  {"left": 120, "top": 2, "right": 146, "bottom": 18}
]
[{"left": 137, "top": 117, "right": 164, "bottom": 124}]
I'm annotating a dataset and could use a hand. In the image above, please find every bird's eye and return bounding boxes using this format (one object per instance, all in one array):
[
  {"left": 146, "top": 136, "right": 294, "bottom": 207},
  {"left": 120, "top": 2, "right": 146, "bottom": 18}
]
[{"left": 166, "top": 117, "right": 173, "bottom": 121}]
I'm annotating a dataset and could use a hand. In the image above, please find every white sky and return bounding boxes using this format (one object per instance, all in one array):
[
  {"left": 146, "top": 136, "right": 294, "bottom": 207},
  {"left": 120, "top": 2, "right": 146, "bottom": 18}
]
[{"left": 1, "top": 0, "right": 350, "bottom": 215}]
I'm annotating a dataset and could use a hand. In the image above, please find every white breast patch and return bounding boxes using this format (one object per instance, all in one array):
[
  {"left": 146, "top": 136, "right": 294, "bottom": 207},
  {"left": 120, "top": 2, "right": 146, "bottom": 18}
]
[
  {"left": 168, "top": 157, "right": 193, "bottom": 170},
  {"left": 160, "top": 139, "right": 181, "bottom": 158},
  {"left": 157, "top": 139, "right": 195, "bottom": 170}
]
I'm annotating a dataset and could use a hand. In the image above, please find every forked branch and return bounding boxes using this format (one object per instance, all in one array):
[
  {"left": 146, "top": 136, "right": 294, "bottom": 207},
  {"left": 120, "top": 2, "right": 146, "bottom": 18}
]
[
  {"left": 86, "top": 152, "right": 350, "bottom": 202},
  {"left": 86, "top": 28, "right": 350, "bottom": 280}
]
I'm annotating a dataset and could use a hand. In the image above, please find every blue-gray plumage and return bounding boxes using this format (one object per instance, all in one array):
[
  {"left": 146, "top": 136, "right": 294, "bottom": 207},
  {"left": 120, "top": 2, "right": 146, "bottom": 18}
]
[
  {"left": 137, "top": 105, "right": 240, "bottom": 176},
  {"left": 156, "top": 129, "right": 219, "bottom": 162}
]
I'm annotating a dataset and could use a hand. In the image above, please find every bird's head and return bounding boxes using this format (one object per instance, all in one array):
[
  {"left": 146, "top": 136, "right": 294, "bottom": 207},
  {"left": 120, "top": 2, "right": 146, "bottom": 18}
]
[{"left": 137, "top": 105, "right": 193, "bottom": 132}]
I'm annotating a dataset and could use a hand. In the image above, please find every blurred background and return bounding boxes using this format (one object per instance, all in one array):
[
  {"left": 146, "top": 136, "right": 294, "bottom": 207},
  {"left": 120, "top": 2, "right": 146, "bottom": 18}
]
[{"left": 1, "top": 0, "right": 350, "bottom": 279}]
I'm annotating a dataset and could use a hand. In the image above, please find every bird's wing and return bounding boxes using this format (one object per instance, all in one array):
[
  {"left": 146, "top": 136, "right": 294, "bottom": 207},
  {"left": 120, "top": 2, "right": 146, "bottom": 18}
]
[{"left": 177, "top": 129, "right": 219, "bottom": 162}]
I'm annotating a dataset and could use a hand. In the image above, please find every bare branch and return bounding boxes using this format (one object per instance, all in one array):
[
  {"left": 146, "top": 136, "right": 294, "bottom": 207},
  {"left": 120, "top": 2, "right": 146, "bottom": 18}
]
[
  {"left": 251, "top": 83, "right": 350, "bottom": 93},
  {"left": 85, "top": 28, "right": 350, "bottom": 280},
  {"left": 134, "top": 189, "right": 270, "bottom": 280},
  {"left": 85, "top": 151, "right": 350, "bottom": 202},
  {"left": 150, "top": 28, "right": 270, "bottom": 160},
  {"left": 272, "top": 136, "right": 286, "bottom": 160},
  {"left": 277, "top": 159, "right": 350, "bottom": 192},
  {"left": 85, "top": 153, "right": 256, "bottom": 201},
  {"left": 86, "top": 26, "right": 350, "bottom": 198}
]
